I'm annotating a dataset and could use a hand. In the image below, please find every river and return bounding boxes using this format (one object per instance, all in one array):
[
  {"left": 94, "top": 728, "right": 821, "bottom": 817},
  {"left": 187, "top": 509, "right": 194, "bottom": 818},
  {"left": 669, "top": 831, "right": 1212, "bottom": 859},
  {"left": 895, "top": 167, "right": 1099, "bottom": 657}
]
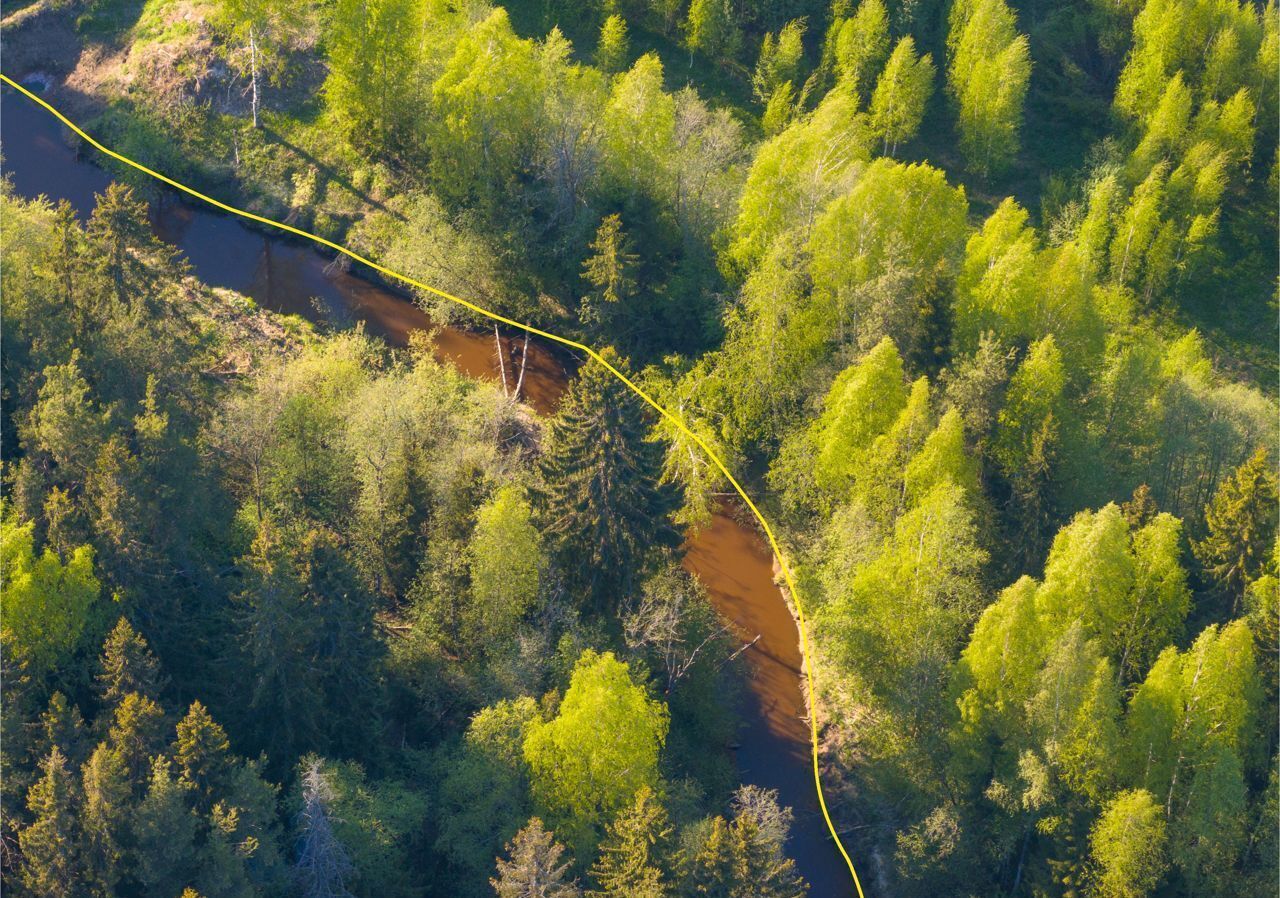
[{"left": 1, "top": 85, "right": 850, "bottom": 893}]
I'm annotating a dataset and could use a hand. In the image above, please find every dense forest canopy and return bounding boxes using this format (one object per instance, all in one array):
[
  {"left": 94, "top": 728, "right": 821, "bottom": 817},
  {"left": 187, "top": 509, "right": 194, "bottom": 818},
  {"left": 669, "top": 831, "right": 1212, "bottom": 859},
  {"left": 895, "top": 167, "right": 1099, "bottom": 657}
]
[{"left": 0, "top": 0, "right": 1276, "bottom": 896}]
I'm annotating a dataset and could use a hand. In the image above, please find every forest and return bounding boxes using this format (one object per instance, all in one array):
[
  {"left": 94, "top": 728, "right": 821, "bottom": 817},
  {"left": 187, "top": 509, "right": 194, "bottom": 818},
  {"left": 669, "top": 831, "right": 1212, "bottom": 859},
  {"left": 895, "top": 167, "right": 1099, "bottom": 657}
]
[{"left": 0, "top": 0, "right": 1276, "bottom": 896}]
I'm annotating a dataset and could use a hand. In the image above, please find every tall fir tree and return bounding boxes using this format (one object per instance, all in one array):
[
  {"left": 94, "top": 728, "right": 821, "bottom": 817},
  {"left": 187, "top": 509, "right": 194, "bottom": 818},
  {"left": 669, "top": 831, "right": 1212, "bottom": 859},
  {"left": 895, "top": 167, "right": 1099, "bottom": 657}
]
[
  {"left": 536, "top": 352, "right": 681, "bottom": 609},
  {"left": 18, "top": 748, "right": 87, "bottom": 898},
  {"left": 294, "top": 758, "right": 356, "bottom": 898},
  {"left": 492, "top": 817, "right": 582, "bottom": 898},
  {"left": 589, "top": 786, "right": 672, "bottom": 897},
  {"left": 1194, "top": 448, "right": 1278, "bottom": 614},
  {"left": 96, "top": 616, "right": 166, "bottom": 707}
]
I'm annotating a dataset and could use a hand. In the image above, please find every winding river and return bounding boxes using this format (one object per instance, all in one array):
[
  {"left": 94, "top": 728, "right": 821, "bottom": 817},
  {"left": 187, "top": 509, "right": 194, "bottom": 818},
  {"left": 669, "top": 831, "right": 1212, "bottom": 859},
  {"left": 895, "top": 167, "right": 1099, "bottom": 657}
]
[{"left": 1, "top": 86, "right": 849, "bottom": 893}]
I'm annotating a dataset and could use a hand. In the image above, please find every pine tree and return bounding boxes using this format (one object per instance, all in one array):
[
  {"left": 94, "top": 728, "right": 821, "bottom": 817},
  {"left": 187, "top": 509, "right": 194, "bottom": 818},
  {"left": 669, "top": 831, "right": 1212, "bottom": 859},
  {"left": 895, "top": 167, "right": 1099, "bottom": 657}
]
[
  {"left": 589, "top": 786, "right": 672, "bottom": 896},
  {"left": 491, "top": 817, "right": 582, "bottom": 898},
  {"left": 96, "top": 616, "right": 166, "bottom": 707},
  {"left": 19, "top": 748, "right": 87, "bottom": 898},
  {"left": 536, "top": 352, "right": 681, "bottom": 609},
  {"left": 1194, "top": 448, "right": 1278, "bottom": 614},
  {"left": 294, "top": 758, "right": 355, "bottom": 898},
  {"left": 597, "top": 15, "right": 630, "bottom": 75}
]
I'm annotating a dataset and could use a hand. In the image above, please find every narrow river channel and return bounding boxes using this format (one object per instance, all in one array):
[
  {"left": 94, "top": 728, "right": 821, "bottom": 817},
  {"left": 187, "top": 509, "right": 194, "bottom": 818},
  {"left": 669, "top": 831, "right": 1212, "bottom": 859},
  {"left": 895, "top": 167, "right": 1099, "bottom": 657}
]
[{"left": 1, "top": 85, "right": 850, "bottom": 893}]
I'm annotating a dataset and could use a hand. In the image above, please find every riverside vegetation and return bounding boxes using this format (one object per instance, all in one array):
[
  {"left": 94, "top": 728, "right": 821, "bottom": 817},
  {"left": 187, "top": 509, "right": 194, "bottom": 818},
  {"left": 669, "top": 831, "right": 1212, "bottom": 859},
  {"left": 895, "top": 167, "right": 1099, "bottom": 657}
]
[{"left": 0, "top": 0, "right": 1277, "bottom": 896}]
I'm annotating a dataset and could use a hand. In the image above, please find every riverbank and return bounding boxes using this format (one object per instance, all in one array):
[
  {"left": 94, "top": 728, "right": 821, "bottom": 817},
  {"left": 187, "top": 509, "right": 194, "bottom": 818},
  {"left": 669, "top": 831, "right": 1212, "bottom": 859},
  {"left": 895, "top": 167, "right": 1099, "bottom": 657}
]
[{"left": 2, "top": 83, "right": 853, "bottom": 890}]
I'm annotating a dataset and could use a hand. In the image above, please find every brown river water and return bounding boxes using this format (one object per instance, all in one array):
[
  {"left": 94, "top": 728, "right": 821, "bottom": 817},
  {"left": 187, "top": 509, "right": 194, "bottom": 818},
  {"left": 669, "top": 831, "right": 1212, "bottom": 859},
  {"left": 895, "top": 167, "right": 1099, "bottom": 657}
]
[{"left": 1, "top": 85, "right": 851, "bottom": 893}]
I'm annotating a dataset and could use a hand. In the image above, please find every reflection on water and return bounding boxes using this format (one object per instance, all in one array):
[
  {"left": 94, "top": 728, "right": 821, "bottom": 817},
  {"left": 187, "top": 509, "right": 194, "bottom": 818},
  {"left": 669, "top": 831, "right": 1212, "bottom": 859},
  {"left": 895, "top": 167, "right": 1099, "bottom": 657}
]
[{"left": 2, "top": 84, "right": 850, "bottom": 892}]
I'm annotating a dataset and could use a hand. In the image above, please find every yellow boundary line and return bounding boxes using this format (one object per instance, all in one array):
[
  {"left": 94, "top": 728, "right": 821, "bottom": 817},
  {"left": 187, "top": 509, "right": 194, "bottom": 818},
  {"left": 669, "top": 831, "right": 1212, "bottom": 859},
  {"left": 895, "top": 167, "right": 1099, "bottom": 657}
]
[{"left": 2, "top": 73, "right": 866, "bottom": 897}]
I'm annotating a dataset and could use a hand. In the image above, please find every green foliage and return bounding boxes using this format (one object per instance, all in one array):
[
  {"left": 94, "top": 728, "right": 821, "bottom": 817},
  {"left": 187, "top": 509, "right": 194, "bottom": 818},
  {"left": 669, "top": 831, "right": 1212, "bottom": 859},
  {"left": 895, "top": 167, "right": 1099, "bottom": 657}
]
[
  {"left": 492, "top": 817, "right": 582, "bottom": 898},
  {"left": 946, "top": 0, "right": 1031, "bottom": 176},
  {"left": 523, "top": 650, "right": 669, "bottom": 855},
  {"left": 1089, "top": 789, "right": 1168, "bottom": 898},
  {"left": 325, "top": 0, "right": 421, "bottom": 147},
  {"left": 536, "top": 353, "right": 681, "bottom": 609},
  {"left": 1194, "top": 448, "right": 1278, "bottom": 611},
  {"left": 728, "top": 86, "right": 870, "bottom": 270},
  {"left": 807, "top": 159, "right": 968, "bottom": 361},
  {"left": 682, "top": 0, "right": 740, "bottom": 62},
  {"left": 868, "top": 38, "right": 935, "bottom": 155},
  {"left": 833, "top": 0, "right": 890, "bottom": 100},
  {"left": 296, "top": 757, "right": 428, "bottom": 898},
  {"left": 581, "top": 213, "right": 639, "bottom": 338},
  {"left": 589, "top": 786, "right": 672, "bottom": 896},
  {"left": 435, "top": 699, "right": 539, "bottom": 894},
  {"left": 469, "top": 486, "right": 543, "bottom": 645},
  {"left": 753, "top": 19, "right": 807, "bottom": 105},
  {"left": 1, "top": 511, "right": 103, "bottom": 683},
  {"left": 797, "top": 336, "right": 908, "bottom": 500},
  {"left": 597, "top": 14, "right": 631, "bottom": 74}
]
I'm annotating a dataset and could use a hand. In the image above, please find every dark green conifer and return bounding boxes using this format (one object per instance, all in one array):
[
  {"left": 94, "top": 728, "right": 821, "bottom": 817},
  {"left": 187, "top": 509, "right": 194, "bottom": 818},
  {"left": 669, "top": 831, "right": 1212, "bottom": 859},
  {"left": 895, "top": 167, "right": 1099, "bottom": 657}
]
[{"left": 536, "top": 351, "right": 681, "bottom": 609}]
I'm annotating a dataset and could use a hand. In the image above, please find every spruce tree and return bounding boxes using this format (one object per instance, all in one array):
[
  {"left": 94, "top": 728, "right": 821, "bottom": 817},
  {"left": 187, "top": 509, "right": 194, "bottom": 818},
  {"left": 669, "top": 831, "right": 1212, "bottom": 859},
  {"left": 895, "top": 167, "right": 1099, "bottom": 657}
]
[
  {"left": 536, "top": 352, "right": 681, "bottom": 609},
  {"left": 19, "top": 748, "right": 87, "bottom": 898},
  {"left": 1194, "top": 447, "right": 1278, "bottom": 614},
  {"left": 80, "top": 743, "right": 130, "bottom": 896},
  {"left": 580, "top": 215, "right": 639, "bottom": 340},
  {"left": 133, "top": 756, "right": 199, "bottom": 897},
  {"left": 589, "top": 786, "right": 672, "bottom": 897},
  {"left": 96, "top": 616, "right": 166, "bottom": 707},
  {"left": 173, "top": 701, "right": 234, "bottom": 812},
  {"left": 294, "top": 758, "right": 355, "bottom": 898},
  {"left": 492, "top": 817, "right": 582, "bottom": 898}
]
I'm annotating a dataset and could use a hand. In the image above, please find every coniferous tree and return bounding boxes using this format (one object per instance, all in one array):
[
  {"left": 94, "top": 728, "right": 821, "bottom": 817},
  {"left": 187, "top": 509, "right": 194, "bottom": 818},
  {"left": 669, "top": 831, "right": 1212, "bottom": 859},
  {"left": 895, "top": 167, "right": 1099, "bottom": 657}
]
[
  {"left": 580, "top": 215, "right": 639, "bottom": 340},
  {"left": 85, "top": 183, "right": 184, "bottom": 312},
  {"left": 536, "top": 352, "right": 680, "bottom": 609},
  {"left": 1194, "top": 448, "right": 1278, "bottom": 614},
  {"left": 18, "top": 748, "right": 87, "bottom": 898},
  {"left": 173, "top": 701, "right": 234, "bottom": 813},
  {"left": 589, "top": 786, "right": 672, "bottom": 897},
  {"left": 133, "top": 756, "right": 199, "bottom": 897},
  {"left": 294, "top": 758, "right": 356, "bottom": 898},
  {"left": 105, "top": 692, "right": 168, "bottom": 787},
  {"left": 96, "top": 616, "right": 166, "bottom": 707},
  {"left": 492, "top": 818, "right": 582, "bottom": 898}
]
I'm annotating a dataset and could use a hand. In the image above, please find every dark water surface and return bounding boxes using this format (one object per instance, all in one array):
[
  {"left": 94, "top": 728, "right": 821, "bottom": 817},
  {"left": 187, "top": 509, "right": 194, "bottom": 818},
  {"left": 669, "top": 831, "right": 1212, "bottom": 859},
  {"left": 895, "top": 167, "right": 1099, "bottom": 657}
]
[{"left": 1, "top": 86, "right": 852, "bottom": 893}]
